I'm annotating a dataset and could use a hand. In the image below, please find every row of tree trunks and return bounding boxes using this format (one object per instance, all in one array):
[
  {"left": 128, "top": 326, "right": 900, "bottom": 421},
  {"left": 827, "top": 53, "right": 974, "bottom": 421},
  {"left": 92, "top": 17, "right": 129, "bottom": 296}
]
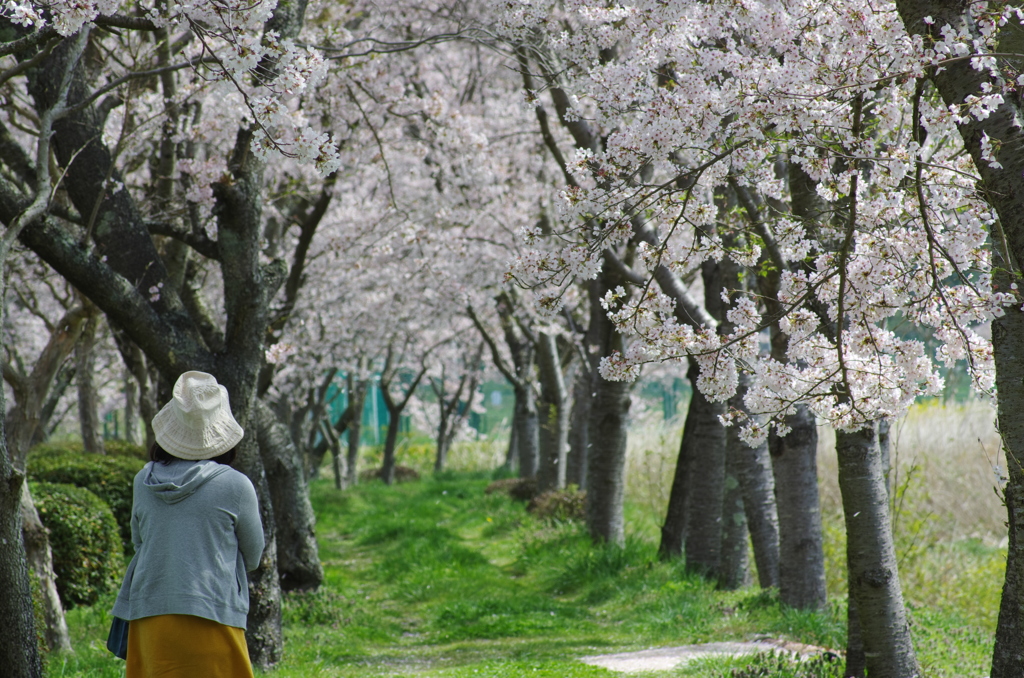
[{"left": 432, "top": 344, "right": 483, "bottom": 474}]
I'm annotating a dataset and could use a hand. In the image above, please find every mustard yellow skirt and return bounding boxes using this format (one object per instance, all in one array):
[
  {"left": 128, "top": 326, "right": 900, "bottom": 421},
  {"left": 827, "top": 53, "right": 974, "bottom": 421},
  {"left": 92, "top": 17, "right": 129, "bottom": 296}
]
[{"left": 126, "top": 614, "right": 254, "bottom": 678}]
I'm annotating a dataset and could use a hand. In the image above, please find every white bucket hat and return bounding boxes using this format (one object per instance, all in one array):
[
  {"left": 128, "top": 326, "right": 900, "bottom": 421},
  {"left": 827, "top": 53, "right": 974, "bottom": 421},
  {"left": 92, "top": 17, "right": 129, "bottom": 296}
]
[{"left": 152, "top": 371, "right": 244, "bottom": 460}]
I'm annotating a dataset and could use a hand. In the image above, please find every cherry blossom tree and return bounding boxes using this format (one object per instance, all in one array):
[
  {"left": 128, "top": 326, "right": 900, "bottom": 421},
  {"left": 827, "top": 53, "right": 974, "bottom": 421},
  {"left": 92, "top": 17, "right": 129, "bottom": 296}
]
[{"left": 495, "top": 1, "right": 1022, "bottom": 675}]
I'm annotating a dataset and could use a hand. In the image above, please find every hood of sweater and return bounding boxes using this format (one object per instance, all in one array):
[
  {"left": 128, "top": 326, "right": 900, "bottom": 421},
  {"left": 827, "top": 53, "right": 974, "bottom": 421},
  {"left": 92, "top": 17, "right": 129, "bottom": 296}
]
[{"left": 143, "top": 459, "right": 231, "bottom": 504}]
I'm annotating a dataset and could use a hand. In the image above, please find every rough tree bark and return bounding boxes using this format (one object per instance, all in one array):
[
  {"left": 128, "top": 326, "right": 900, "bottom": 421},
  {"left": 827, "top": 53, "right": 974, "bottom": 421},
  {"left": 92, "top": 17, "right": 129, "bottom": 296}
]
[
  {"left": 731, "top": 378, "right": 780, "bottom": 589},
  {"left": 680, "top": 360, "right": 727, "bottom": 576},
  {"left": 21, "top": 484, "right": 72, "bottom": 653},
  {"left": 991, "top": 220, "right": 1024, "bottom": 677},
  {"left": 718, "top": 432, "right": 750, "bottom": 590},
  {"left": 770, "top": 406, "right": 828, "bottom": 610},
  {"left": 836, "top": 424, "right": 919, "bottom": 678},
  {"left": 739, "top": 169, "right": 828, "bottom": 611},
  {"left": 0, "top": 446, "right": 40, "bottom": 677},
  {"left": 254, "top": 400, "right": 324, "bottom": 591},
  {"left": 585, "top": 268, "right": 633, "bottom": 546},
  {"left": 566, "top": 352, "right": 593, "bottom": 489}
]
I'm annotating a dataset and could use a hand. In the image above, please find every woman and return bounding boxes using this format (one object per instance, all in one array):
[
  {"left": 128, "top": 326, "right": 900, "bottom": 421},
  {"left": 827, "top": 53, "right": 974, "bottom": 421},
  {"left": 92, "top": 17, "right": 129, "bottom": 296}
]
[{"left": 112, "top": 371, "right": 265, "bottom": 678}]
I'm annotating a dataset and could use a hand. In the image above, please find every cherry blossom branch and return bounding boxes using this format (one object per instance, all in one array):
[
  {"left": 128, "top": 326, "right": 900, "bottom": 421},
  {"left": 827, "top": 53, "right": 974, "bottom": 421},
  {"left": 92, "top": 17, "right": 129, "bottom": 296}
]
[
  {"left": 61, "top": 55, "right": 219, "bottom": 118},
  {"left": 146, "top": 221, "right": 220, "bottom": 260},
  {"left": 316, "top": 28, "right": 499, "bottom": 60}
]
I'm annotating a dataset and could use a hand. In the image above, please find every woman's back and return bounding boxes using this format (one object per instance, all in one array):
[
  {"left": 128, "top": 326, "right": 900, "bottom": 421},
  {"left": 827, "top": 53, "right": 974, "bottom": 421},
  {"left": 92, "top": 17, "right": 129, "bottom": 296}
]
[{"left": 114, "top": 458, "right": 264, "bottom": 628}]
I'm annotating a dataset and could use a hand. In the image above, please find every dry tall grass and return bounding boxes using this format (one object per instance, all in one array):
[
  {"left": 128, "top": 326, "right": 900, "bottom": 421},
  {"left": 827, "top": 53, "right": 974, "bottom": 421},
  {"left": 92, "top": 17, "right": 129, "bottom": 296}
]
[
  {"left": 816, "top": 399, "right": 1006, "bottom": 544},
  {"left": 622, "top": 398, "right": 1007, "bottom": 632}
]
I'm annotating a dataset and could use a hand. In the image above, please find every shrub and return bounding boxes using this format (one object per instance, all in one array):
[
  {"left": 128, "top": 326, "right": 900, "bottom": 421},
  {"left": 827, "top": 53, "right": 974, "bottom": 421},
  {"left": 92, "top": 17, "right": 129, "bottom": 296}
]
[
  {"left": 27, "top": 445, "right": 144, "bottom": 553},
  {"left": 30, "top": 482, "right": 122, "bottom": 609},
  {"left": 527, "top": 488, "right": 586, "bottom": 522},
  {"left": 358, "top": 465, "right": 421, "bottom": 483}
]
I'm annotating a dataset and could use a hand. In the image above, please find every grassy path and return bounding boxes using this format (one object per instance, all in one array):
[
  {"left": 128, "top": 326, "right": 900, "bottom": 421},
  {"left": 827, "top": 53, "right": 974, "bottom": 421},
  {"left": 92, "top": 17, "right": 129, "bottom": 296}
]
[{"left": 268, "top": 475, "right": 845, "bottom": 677}]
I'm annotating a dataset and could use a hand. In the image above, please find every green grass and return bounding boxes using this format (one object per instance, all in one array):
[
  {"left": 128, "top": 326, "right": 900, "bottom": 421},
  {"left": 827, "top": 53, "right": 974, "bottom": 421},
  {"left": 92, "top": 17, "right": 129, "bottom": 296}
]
[{"left": 47, "top": 472, "right": 1000, "bottom": 677}]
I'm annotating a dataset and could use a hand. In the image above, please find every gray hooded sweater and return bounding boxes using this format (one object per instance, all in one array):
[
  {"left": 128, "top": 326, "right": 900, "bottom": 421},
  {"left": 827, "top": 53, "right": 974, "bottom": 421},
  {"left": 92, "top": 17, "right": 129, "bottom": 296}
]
[{"left": 112, "top": 459, "right": 265, "bottom": 628}]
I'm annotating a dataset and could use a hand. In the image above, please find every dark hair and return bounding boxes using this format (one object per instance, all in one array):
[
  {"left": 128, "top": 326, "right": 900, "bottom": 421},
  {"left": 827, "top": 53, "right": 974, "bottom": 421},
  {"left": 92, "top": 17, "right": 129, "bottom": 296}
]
[{"left": 149, "top": 443, "right": 237, "bottom": 466}]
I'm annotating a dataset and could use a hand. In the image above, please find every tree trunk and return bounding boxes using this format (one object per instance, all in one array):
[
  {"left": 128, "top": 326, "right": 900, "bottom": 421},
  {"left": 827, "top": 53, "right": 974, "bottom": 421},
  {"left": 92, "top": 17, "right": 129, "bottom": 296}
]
[
  {"left": 771, "top": 405, "right": 828, "bottom": 610},
  {"left": 435, "top": 409, "right": 450, "bottom": 474},
  {"left": 566, "top": 361, "right": 591, "bottom": 489},
  {"left": 992, "top": 273, "right": 1024, "bottom": 677},
  {"left": 0, "top": 463, "right": 40, "bottom": 677},
  {"left": 536, "top": 331, "right": 568, "bottom": 492},
  {"left": 381, "top": 407, "right": 401, "bottom": 485},
  {"left": 318, "top": 419, "right": 345, "bottom": 490},
  {"left": 584, "top": 272, "right": 632, "bottom": 546},
  {"left": 513, "top": 383, "right": 539, "bottom": 478},
  {"left": 5, "top": 304, "right": 88, "bottom": 466},
  {"left": 346, "top": 376, "right": 368, "bottom": 487},
  {"left": 113, "top": 330, "right": 157, "bottom": 450},
  {"left": 504, "top": 420, "right": 519, "bottom": 472},
  {"left": 836, "top": 424, "right": 919, "bottom": 677},
  {"left": 9, "top": 23, "right": 292, "bottom": 667},
  {"left": 0, "top": 293, "right": 42, "bottom": 675},
  {"left": 883, "top": 8, "right": 1024, "bottom": 668},
  {"left": 730, "top": 382, "right": 780, "bottom": 590},
  {"left": 254, "top": 400, "right": 323, "bottom": 591},
  {"left": 76, "top": 306, "right": 105, "bottom": 454},
  {"left": 124, "top": 366, "right": 139, "bottom": 445},
  {"left": 718, "top": 433, "right": 749, "bottom": 590},
  {"left": 21, "top": 483, "right": 72, "bottom": 653},
  {"left": 659, "top": 391, "right": 695, "bottom": 560},
  {"left": 682, "top": 360, "right": 727, "bottom": 578}
]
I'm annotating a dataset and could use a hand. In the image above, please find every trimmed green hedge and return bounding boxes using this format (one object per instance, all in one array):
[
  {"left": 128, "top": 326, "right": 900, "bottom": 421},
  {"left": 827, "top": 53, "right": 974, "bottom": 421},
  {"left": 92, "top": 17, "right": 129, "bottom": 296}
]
[
  {"left": 30, "top": 482, "right": 122, "bottom": 609},
  {"left": 28, "top": 445, "right": 145, "bottom": 553}
]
